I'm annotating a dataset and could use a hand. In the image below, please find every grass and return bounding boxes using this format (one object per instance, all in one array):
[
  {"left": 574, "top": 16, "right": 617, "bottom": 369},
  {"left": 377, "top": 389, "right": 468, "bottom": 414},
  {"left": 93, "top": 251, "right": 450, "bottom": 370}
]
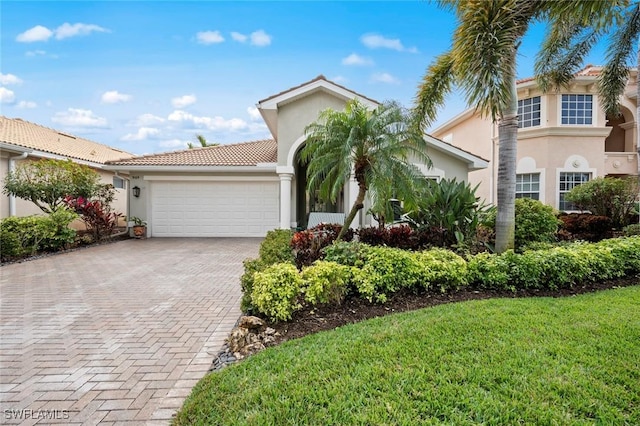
[{"left": 174, "top": 286, "right": 640, "bottom": 425}]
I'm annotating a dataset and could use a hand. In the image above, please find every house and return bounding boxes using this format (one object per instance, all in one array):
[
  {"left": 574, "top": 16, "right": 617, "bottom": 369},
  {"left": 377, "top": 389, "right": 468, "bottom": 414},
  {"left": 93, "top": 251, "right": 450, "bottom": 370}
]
[
  {"left": 106, "top": 76, "right": 488, "bottom": 238},
  {"left": 430, "top": 65, "right": 638, "bottom": 211},
  {"left": 0, "top": 116, "right": 134, "bottom": 219}
]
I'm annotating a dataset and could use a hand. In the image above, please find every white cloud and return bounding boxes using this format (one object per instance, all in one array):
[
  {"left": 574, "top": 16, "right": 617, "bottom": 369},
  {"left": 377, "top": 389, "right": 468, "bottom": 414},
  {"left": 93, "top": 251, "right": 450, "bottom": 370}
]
[
  {"left": 101, "top": 90, "right": 132, "bottom": 104},
  {"left": 16, "top": 23, "right": 108, "bottom": 43},
  {"left": 159, "top": 139, "right": 190, "bottom": 149},
  {"left": 360, "top": 33, "right": 417, "bottom": 53},
  {"left": 16, "top": 25, "right": 53, "bottom": 42},
  {"left": 250, "top": 30, "right": 272, "bottom": 46},
  {"left": 52, "top": 108, "right": 108, "bottom": 128},
  {"left": 196, "top": 30, "right": 224, "bottom": 44},
  {"left": 17, "top": 100, "right": 37, "bottom": 109},
  {"left": 0, "top": 87, "right": 16, "bottom": 104},
  {"left": 342, "top": 53, "right": 373, "bottom": 66},
  {"left": 54, "top": 23, "right": 109, "bottom": 40},
  {"left": 370, "top": 72, "right": 400, "bottom": 84},
  {"left": 26, "top": 50, "right": 47, "bottom": 57},
  {"left": 121, "top": 127, "right": 160, "bottom": 141},
  {"left": 0, "top": 73, "right": 23, "bottom": 85},
  {"left": 247, "top": 106, "right": 261, "bottom": 121},
  {"left": 132, "top": 113, "right": 165, "bottom": 126},
  {"left": 231, "top": 32, "right": 248, "bottom": 42},
  {"left": 171, "top": 94, "right": 197, "bottom": 108},
  {"left": 168, "top": 110, "right": 248, "bottom": 131}
]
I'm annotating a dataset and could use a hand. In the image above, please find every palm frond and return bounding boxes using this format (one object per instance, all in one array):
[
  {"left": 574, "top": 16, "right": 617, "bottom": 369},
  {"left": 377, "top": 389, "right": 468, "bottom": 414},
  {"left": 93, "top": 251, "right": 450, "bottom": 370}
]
[
  {"left": 412, "top": 52, "right": 455, "bottom": 132},
  {"left": 599, "top": 3, "right": 640, "bottom": 116}
]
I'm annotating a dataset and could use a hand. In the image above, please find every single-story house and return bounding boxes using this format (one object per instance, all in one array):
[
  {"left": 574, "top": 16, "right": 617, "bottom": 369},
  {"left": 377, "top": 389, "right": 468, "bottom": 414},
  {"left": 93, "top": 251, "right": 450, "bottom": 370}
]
[
  {"left": 106, "top": 76, "right": 488, "bottom": 238},
  {"left": 0, "top": 116, "right": 134, "bottom": 220}
]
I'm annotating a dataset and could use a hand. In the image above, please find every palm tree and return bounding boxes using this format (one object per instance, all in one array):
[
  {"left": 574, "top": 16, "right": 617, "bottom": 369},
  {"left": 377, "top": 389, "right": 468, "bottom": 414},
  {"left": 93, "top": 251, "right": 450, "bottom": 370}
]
[
  {"left": 535, "top": 1, "right": 639, "bottom": 176},
  {"left": 413, "top": 0, "right": 620, "bottom": 253},
  {"left": 187, "top": 134, "right": 219, "bottom": 149},
  {"left": 301, "top": 99, "right": 431, "bottom": 240}
]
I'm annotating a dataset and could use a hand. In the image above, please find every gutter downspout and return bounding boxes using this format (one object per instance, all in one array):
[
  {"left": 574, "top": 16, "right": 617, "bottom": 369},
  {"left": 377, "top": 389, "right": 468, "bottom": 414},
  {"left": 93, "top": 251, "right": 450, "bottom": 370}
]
[{"left": 8, "top": 152, "right": 28, "bottom": 216}]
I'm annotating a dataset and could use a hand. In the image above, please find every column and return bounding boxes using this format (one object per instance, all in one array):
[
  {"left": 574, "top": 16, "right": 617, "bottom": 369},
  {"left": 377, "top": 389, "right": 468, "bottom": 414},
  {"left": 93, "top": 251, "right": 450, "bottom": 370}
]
[
  {"left": 279, "top": 173, "right": 293, "bottom": 230},
  {"left": 348, "top": 174, "right": 360, "bottom": 228}
]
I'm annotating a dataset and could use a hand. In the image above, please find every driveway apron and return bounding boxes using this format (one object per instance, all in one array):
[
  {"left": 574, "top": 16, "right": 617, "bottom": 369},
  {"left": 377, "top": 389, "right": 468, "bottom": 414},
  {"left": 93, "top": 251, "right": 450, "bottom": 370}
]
[{"left": 0, "top": 238, "right": 260, "bottom": 425}]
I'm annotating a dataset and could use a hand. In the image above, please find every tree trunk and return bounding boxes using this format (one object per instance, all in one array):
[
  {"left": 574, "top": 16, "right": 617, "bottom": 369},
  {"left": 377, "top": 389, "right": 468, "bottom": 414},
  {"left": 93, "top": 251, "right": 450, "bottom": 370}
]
[
  {"left": 636, "top": 46, "right": 639, "bottom": 224},
  {"left": 337, "top": 182, "right": 367, "bottom": 241},
  {"left": 495, "top": 51, "right": 518, "bottom": 253}
]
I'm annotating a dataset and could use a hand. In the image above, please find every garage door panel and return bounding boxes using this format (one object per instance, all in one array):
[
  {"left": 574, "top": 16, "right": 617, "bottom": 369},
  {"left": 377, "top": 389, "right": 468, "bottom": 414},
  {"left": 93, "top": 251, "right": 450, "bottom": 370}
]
[{"left": 151, "top": 180, "right": 279, "bottom": 237}]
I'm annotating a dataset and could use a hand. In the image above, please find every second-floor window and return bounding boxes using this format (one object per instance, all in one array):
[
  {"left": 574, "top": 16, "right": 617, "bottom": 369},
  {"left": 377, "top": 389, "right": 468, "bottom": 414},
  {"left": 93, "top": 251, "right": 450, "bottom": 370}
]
[
  {"left": 561, "top": 94, "right": 592, "bottom": 125},
  {"left": 518, "top": 96, "right": 541, "bottom": 128}
]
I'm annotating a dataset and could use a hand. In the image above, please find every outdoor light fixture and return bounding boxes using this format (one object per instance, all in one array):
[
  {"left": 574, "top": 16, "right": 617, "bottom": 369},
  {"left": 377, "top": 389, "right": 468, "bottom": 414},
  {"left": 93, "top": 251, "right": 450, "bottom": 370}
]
[{"left": 133, "top": 186, "right": 141, "bottom": 198}]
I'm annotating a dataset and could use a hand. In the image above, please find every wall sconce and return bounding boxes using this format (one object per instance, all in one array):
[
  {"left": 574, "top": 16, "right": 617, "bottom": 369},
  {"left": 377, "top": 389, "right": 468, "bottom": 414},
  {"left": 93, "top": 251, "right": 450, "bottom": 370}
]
[{"left": 132, "top": 186, "right": 141, "bottom": 198}]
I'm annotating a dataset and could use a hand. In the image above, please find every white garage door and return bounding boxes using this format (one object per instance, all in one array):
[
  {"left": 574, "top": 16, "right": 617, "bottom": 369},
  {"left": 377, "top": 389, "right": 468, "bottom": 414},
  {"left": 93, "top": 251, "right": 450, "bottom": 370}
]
[{"left": 151, "top": 180, "right": 279, "bottom": 237}]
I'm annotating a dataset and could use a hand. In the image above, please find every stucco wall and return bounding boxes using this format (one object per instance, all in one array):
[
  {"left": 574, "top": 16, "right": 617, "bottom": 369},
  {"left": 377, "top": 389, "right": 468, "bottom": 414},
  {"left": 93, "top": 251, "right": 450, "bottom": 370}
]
[{"left": 276, "top": 91, "right": 347, "bottom": 166}]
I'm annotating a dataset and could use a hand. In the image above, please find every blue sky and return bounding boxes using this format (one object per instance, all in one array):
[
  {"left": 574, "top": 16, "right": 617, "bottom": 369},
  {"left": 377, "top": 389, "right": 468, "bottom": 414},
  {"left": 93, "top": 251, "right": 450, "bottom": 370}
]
[{"left": 1, "top": 1, "right": 609, "bottom": 155}]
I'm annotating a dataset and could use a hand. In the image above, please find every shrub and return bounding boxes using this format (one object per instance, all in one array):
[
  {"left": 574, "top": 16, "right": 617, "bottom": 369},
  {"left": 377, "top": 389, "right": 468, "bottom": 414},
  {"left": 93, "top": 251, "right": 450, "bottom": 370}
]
[
  {"left": 558, "top": 214, "right": 613, "bottom": 242},
  {"left": 323, "top": 241, "right": 368, "bottom": 267},
  {"left": 413, "top": 248, "right": 468, "bottom": 292},
  {"left": 64, "top": 186, "right": 122, "bottom": 242},
  {"left": 407, "top": 178, "right": 487, "bottom": 247},
  {"left": 291, "top": 224, "right": 353, "bottom": 268},
  {"left": 484, "top": 198, "right": 559, "bottom": 250},
  {"left": 623, "top": 223, "right": 640, "bottom": 236},
  {"left": 565, "top": 176, "right": 639, "bottom": 228},
  {"left": 240, "top": 229, "right": 295, "bottom": 313},
  {"left": 251, "top": 263, "right": 303, "bottom": 322},
  {"left": 0, "top": 208, "right": 77, "bottom": 259},
  {"left": 357, "top": 225, "right": 416, "bottom": 250},
  {"left": 467, "top": 252, "right": 512, "bottom": 290},
  {"left": 357, "top": 226, "right": 389, "bottom": 246},
  {"left": 301, "top": 261, "right": 351, "bottom": 305}
]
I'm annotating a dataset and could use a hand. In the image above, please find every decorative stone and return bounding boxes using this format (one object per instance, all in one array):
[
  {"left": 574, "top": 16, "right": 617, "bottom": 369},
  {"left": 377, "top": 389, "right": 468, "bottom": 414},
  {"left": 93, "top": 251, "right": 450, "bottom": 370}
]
[{"left": 239, "top": 315, "right": 267, "bottom": 332}]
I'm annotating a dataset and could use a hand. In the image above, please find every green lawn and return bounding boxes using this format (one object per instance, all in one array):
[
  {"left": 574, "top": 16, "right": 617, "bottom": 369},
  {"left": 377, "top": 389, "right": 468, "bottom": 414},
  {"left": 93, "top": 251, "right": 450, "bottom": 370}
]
[{"left": 174, "top": 286, "right": 640, "bottom": 425}]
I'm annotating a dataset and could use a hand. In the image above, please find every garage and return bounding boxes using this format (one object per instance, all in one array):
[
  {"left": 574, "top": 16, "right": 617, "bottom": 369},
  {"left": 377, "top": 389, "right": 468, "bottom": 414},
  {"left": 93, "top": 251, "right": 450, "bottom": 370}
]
[{"left": 151, "top": 180, "right": 279, "bottom": 237}]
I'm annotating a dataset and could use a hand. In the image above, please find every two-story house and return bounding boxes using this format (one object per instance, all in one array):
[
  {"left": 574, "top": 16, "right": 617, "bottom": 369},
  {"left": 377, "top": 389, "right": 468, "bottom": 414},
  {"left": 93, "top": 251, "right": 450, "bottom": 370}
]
[{"left": 430, "top": 65, "right": 638, "bottom": 211}]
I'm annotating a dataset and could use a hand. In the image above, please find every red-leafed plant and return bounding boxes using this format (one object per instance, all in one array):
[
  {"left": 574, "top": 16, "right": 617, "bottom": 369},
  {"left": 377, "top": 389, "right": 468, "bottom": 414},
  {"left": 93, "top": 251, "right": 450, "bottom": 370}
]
[
  {"left": 291, "top": 224, "right": 354, "bottom": 268},
  {"left": 63, "top": 184, "right": 123, "bottom": 241}
]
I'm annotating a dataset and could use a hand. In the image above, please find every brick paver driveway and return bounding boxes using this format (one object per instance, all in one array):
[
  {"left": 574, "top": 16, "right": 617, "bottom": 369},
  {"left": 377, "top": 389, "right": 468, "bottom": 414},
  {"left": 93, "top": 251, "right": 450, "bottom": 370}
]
[{"left": 0, "top": 238, "right": 260, "bottom": 425}]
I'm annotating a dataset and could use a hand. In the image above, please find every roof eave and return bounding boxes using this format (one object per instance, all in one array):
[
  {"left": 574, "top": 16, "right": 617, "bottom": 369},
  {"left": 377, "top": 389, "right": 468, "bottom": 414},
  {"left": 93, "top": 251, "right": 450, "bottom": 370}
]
[
  {"left": 103, "top": 164, "right": 278, "bottom": 173},
  {"left": 424, "top": 135, "right": 489, "bottom": 170}
]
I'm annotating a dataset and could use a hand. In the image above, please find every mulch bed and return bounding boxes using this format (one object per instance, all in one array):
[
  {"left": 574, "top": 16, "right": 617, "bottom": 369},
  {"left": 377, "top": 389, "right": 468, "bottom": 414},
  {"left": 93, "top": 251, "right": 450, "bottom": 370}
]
[{"left": 269, "top": 274, "right": 640, "bottom": 345}]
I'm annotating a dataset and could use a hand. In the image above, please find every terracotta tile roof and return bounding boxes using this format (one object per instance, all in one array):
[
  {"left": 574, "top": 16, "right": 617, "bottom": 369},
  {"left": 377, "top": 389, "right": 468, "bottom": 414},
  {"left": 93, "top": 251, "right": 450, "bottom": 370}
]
[
  {"left": 258, "top": 74, "right": 379, "bottom": 105},
  {"left": 516, "top": 64, "right": 602, "bottom": 85},
  {"left": 107, "top": 139, "right": 277, "bottom": 166},
  {"left": 0, "top": 116, "right": 133, "bottom": 164}
]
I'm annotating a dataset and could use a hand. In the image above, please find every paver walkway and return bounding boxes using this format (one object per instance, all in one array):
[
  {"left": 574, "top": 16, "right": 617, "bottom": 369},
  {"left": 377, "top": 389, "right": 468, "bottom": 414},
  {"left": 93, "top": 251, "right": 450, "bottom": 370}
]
[{"left": 0, "top": 238, "right": 260, "bottom": 425}]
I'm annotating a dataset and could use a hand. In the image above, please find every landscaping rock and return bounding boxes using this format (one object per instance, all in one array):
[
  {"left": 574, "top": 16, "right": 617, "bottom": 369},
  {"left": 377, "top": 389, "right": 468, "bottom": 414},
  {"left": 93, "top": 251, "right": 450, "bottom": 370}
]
[{"left": 208, "top": 315, "right": 280, "bottom": 372}]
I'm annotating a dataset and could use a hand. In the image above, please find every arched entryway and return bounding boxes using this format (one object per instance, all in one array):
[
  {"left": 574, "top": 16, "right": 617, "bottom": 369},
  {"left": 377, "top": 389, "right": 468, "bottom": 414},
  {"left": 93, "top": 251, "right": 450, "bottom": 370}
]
[{"left": 605, "top": 106, "right": 634, "bottom": 154}]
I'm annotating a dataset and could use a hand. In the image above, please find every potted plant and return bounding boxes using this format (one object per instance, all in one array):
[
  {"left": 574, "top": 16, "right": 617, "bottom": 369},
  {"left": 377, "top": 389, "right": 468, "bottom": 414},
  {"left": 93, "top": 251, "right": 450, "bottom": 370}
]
[{"left": 130, "top": 216, "right": 147, "bottom": 238}]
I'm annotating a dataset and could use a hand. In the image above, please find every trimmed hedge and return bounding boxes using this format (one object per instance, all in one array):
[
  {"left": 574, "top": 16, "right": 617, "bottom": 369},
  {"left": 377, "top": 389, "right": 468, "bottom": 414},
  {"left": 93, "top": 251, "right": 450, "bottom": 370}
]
[{"left": 246, "top": 237, "right": 640, "bottom": 322}]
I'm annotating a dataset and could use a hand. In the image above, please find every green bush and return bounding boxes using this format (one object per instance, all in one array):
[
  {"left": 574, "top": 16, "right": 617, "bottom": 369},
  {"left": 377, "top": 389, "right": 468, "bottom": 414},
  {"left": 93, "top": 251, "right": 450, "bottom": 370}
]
[
  {"left": 301, "top": 261, "right": 351, "bottom": 305},
  {"left": 623, "top": 223, "right": 640, "bottom": 236},
  {"left": 414, "top": 248, "right": 468, "bottom": 292},
  {"left": 0, "top": 208, "right": 77, "bottom": 259},
  {"left": 240, "top": 229, "right": 295, "bottom": 313},
  {"left": 484, "top": 198, "right": 559, "bottom": 250},
  {"left": 323, "top": 241, "right": 368, "bottom": 267},
  {"left": 251, "top": 263, "right": 303, "bottom": 322},
  {"left": 566, "top": 176, "right": 639, "bottom": 228},
  {"left": 468, "top": 236, "right": 640, "bottom": 291}
]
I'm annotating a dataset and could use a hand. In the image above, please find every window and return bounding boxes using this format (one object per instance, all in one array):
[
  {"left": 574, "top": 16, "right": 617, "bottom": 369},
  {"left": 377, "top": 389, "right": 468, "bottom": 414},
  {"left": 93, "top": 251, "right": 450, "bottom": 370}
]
[
  {"left": 561, "top": 94, "right": 593, "bottom": 125},
  {"left": 113, "top": 176, "right": 126, "bottom": 189},
  {"left": 518, "top": 96, "right": 541, "bottom": 128},
  {"left": 559, "top": 172, "right": 590, "bottom": 210},
  {"left": 516, "top": 173, "right": 540, "bottom": 200}
]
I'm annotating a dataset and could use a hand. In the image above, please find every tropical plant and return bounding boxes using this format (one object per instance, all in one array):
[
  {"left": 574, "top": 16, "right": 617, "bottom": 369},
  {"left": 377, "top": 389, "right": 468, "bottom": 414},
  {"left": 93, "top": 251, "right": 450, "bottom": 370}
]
[
  {"left": 406, "top": 178, "right": 487, "bottom": 247},
  {"left": 187, "top": 134, "right": 219, "bottom": 149},
  {"left": 64, "top": 184, "right": 123, "bottom": 241},
  {"left": 3, "top": 159, "right": 101, "bottom": 214},
  {"left": 301, "top": 99, "right": 431, "bottom": 241},
  {"left": 565, "top": 177, "right": 639, "bottom": 228},
  {"left": 413, "top": 0, "right": 621, "bottom": 253}
]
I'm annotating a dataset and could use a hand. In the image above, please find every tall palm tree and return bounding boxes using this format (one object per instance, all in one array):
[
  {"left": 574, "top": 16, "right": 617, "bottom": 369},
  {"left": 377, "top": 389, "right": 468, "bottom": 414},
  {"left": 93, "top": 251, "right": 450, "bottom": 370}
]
[
  {"left": 301, "top": 99, "right": 431, "bottom": 240},
  {"left": 536, "top": 1, "right": 639, "bottom": 176},
  {"left": 413, "top": 0, "right": 620, "bottom": 253}
]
